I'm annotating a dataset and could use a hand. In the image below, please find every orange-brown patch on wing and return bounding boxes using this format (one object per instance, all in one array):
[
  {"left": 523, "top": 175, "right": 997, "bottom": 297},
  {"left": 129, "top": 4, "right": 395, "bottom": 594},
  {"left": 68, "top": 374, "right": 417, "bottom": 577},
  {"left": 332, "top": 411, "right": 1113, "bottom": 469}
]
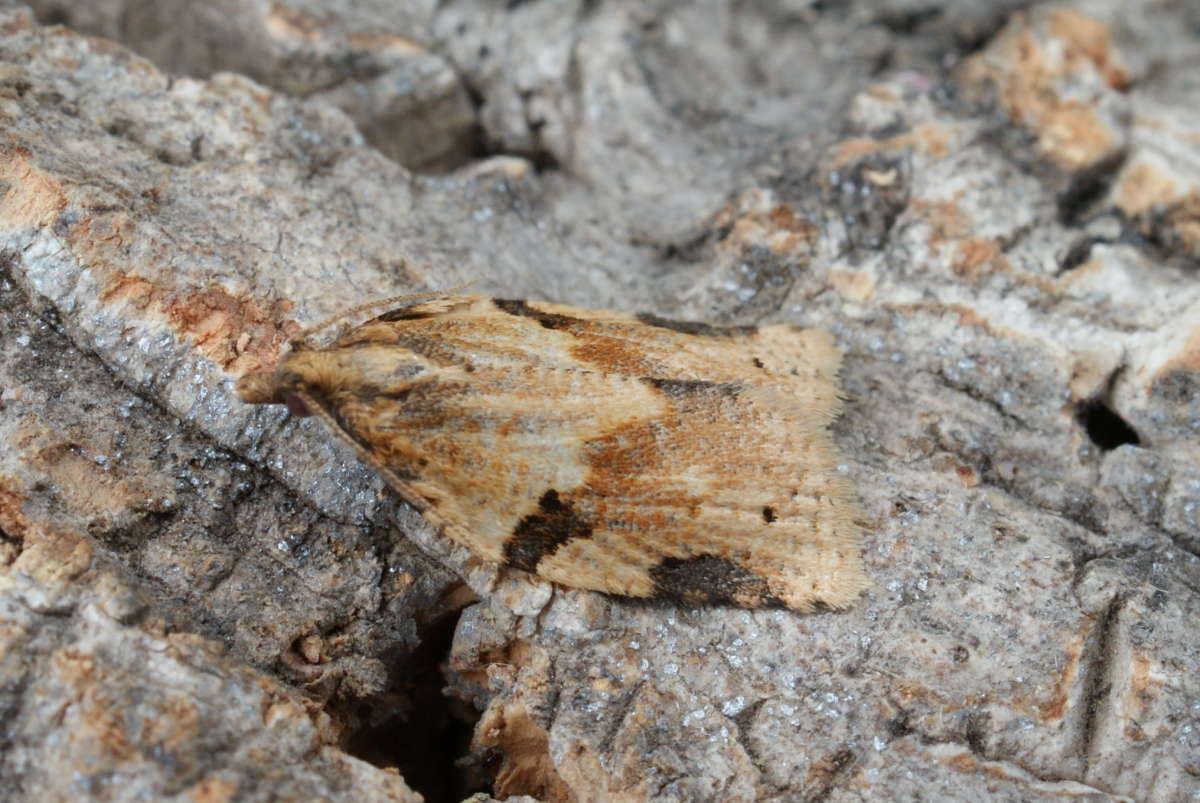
[{"left": 566, "top": 336, "right": 656, "bottom": 376}]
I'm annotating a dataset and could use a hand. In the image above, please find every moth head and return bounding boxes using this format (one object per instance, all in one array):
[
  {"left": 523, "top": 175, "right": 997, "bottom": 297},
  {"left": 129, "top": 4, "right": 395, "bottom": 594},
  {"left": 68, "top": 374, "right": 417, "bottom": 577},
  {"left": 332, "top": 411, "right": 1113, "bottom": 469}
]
[
  {"left": 235, "top": 350, "right": 339, "bottom": 417},
  {"left": 236, "top": 347, "right": 433, "bottom": 417}
]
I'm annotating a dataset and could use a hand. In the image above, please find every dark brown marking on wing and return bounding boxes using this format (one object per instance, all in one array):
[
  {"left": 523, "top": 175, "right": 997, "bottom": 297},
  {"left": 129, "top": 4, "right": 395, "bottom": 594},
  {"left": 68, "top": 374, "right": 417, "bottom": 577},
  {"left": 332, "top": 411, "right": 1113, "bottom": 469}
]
[
  {"left": 641, "top": 377, "right": 742, "bottom": 400},
  {"left": 649, "top": 555, "right": 783, "bottom": 608},
  {"left": 762, "top": 506, "right": 777, "bottom": 523},
  {"left": 634, "top": 313, "right": 756, "bottom": 338},
  {"left": 504, "top": 489, "right": 595, "bottom": 571},
  {"left": 374, "top": 297, "right": 475, "bottom": 322},
  {"left": 375, "top": 307, "right": 443, "bottom": 322},
  {"left": 493, "top": 299, "right": 582, "bottom": 330}
]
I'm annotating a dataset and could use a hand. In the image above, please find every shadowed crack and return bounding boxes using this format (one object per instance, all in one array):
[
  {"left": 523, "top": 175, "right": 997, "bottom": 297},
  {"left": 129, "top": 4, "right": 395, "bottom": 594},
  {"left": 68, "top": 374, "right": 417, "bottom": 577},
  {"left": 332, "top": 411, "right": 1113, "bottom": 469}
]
[
  {"left": 726, "top": 698, "right": 779, "bottom": 795},
  {"left": 596, "top": 681, "right": 643, "bottom": 757},
  {"left": 937, "top": 370, "right": 1028, "bottom": 428},
  {"left": 960, "top": 708, "right": 991, "bottom": 757},
  {"left": 1057, "top": 152, "right": 1126, "bottom": 226},
  {"left": 1076, "top": 594, "right": 1124, "bottom": 774},
  {"left": 802, "top": 746, "right": 857, "bottom": 802}
]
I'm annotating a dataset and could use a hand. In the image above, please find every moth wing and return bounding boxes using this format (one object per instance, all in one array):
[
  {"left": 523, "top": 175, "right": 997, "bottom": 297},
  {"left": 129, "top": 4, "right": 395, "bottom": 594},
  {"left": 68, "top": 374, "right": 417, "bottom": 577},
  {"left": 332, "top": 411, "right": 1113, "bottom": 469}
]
[
  {"left": 320, "top": 361, "right": 863, "bottom": 610},
  {"left": 312, "top": 295, "right": 864, "bottom": 610}
]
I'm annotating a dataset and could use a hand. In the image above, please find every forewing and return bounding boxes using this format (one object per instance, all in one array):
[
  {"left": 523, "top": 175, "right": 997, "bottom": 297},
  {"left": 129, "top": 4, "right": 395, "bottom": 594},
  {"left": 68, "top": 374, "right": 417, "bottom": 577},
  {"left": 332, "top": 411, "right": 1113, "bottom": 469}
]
[{"left": 305, "top": 295, "right": 864, "bottom": 610}]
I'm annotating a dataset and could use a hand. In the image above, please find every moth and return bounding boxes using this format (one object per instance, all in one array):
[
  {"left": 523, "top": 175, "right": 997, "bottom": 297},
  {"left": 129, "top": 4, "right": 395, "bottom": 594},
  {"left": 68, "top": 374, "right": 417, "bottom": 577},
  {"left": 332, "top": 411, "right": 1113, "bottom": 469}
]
[{"left": 236, "top": 294, "right": 866, "bottom": 611}]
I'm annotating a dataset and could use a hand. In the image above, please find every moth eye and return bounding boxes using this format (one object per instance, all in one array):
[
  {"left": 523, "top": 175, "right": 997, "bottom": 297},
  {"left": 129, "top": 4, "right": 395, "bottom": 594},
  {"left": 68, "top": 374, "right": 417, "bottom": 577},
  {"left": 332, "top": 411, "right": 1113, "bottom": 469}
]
[{"left": 283, "top": 392, "right": 313, "bottom": 417}]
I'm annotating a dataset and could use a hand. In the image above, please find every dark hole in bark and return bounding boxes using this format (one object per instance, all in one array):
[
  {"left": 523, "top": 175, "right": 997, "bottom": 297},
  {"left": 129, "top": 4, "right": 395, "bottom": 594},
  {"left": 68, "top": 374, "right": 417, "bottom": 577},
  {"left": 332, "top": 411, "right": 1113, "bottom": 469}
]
[
  {"left": 1059, "top": 238, "right": 1096, "bottom": 272},
  {"left": 1078, "top": 400, "right": 1140, "bottom": 450},
  {"left": 343, "top": 605, "right": 485, "bottom": 802},
  {"left": 38, "top": 6, "right": 71, "bottom": 25},
  {"left": 1057, "top": 162, "right": 1118, "bottom": 226}
]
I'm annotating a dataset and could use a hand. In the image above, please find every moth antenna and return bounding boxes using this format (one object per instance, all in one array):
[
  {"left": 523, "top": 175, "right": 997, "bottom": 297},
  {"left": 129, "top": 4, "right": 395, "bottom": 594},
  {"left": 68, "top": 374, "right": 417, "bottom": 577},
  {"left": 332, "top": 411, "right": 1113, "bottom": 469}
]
[{"left": 291, "top": 281, "right": 478, "bottom": 347}]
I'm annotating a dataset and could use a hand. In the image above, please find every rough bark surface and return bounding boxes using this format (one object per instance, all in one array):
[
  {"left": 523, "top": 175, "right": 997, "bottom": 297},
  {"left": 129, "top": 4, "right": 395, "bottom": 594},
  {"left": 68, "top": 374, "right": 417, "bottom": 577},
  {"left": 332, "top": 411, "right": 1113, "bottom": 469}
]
[{"left": 2, "top": 1, "right": 1198, "bottom": 801}]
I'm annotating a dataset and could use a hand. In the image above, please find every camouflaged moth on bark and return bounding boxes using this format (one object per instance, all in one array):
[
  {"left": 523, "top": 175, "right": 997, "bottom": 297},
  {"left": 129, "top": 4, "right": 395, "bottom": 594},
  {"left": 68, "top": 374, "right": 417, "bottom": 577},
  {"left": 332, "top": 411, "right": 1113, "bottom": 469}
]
[{"left": 236, "top": 294, "right": 867, "bottom": 611}]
